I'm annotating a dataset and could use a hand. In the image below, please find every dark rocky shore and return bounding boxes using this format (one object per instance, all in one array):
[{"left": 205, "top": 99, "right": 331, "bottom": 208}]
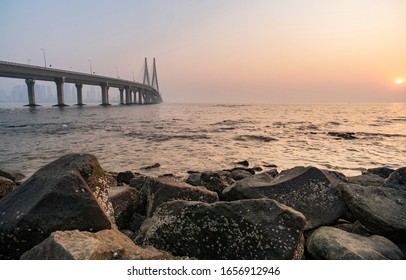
[{"left": 0, "top": 154, "right": 405, "bottom": 260}]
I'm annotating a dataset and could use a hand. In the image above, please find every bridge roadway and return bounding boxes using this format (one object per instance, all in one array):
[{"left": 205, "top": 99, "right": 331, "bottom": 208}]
[{"left": 0, "top": 60, "right": 162, "bottom": 106}]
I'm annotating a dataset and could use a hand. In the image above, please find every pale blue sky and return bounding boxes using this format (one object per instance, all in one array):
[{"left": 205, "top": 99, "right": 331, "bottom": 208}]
[{"left": 1, "top": 0, "right": 406, "bottom": 103}]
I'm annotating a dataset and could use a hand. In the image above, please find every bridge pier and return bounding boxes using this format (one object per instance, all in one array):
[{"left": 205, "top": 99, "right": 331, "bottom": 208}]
[
  {"left": 54, "top": 77, "right": 67, "bottom": 106},
  {"left": 119, "top": 88, "right": 124, "bottom": 104},
  {"left": 124, "top": 86, "right": 131, "bottom": 104},
  {"left": 25, "top": 78, "right": 38, "bottom": 106},
  {"left": 75, "top": 83, "right": 85, "bottom": 106},
  {"left": 133, "top": 90, "right": 138, "bottom": 104},
  {"left": 138, "top": 91, "right": 143, "bottom": 104},
  {"left": 100, "top": 82, "right": 110, "bottom": 105}
]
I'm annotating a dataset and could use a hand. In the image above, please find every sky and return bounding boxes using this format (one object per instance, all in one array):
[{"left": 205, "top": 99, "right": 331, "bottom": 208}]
[{"left": 0, "top": 0, "right": 406, "bottom": 103}]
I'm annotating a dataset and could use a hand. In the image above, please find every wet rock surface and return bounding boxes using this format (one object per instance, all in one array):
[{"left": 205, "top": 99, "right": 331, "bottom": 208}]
[
  {"left": 0, "top": 154, "right": 114, "bottom": 259},
  {"left": 339, "top": 184, "right": 406, "bottom": 242},
  {"left": 136, "top": 198, "right": 306, "bottom": 260},
  {"left": 21, "top": 229, "right": 177, "bottom": 260},
  {"left": 223, "top": 166, "right": 346, "bottom": 230},
  {"left": 306, "top": 226, "right": 403, "bottom": 260}
]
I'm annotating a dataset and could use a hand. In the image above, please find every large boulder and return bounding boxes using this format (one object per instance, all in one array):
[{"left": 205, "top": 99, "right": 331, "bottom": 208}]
[
  {"left": 0, "top": 176, "right": 16, "bottom": 200},
  {"left": 109, "top": 186, "right": 141, "bottom": 229},
  {"left": 136, "top": 198, "right": 306, "bottom": 260},
  {"left": 117, "top": 171, "right": 135, "bottom": 185},
  {"left": 21, "top": 229, "right": 177, "bottom": 260},
  {"left": 363, "top": 167, "right": 395, "bottom": 179},
  {"left": 222, "top": 166, "right": 346, "bottom": 230},
  {"left": 200, "top": 171, "right": 234, "bottom": 195},
  {"left": 347, "top": 174, "right": 384, "bottom": 187},
  {"left": 339, "top": 184, "right": 406, "bottom": 242},
  {"left": 383, "top": 167, "right": 406, "bottom": 191},
  {"left": 141, "top": 175, "right": 219, "bottom": 217},
  {"left": 306, "top": 226, "right": 403, "bottom": 260},
  {"left": 0, "top": 154, "right": 114, "bottom": 259}
]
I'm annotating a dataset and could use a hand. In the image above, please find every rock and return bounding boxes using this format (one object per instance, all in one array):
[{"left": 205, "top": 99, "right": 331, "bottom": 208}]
[
  {"left": 200, "top": 171, "right": 234, "bottom": 195},
  {"left": 263, "top": 169, "right": 279, "bottom": 178},
  {"left": 141, "top": 163, "right": 161, "bottom": 170},
  {"left": 0, "top": 154, "right": 114, "bottom": 259},
  {"left": 339, "top": 184, "right": 406, "bottom": 242},
  {"left": 128, "top": 213, "right": 146, "bottom": 233},
  {"left": 384, "top": 167, "right": 406, "bottom": 191},
  {"left": 21, "top": 229, "right": 177, "bottom": 260},
  {"left": 363, "top": 167, "right": 395, "bottom": 179},
  {"left": 109, "top": 186, "right": 141, "bottom": 229},
  {"left": 137, "top": 199, "right": 306, "bottom": 260},
  {"left": 264, "top": 163, "right": 278, "bottom": 168},
  {"left": 321, "top": 170, "right": 347, "bottom": 188},
  {"left": 252, "top": 166, "right": 263, "bottom": 173},
  {"left": 347, "top": 174, "right": 385, "bottom": 187},
  {"left": 141, "top": 175, "right": 219, "bottom": 217},
  {"left": 186, "top": 172, "right": 201, "bottom": 186},
  {"left": 236, "top": 160, "right": 249, "bottom": 166},
  {"left": 306, "top": 226, "right": 403, "bottom": 260},
  {"left": 333, "top": 220, "right": 373, "bottom": 237},
  {"left": 0, "top": 176, "right": 16, "bottom": 200},
  {"left": 328, "top": 132, "right": 357, "bottom": 140},
  {"left": 0, "top": 170, "right": 15, "bottom": 182},
  {"left": 117, "top": 171, "right": 135, "bottom": 185},
  {"left": 397, "top": 243, "right": 406, "bottom": 260},
  {"left": 223, "top": 166, "right": 346, "bottom": 230},
  {"left": 230, "top": 169, "right": 253, "bottom": 181},
  {"left": 129, "top": 174, "right": 156, "bottom": 191},
  {"left": 105, "top": 171, "right": 118, "bottom": 187}
]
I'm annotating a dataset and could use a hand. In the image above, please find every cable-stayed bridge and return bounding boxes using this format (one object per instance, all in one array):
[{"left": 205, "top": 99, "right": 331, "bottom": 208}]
[{"left": 0, "top": 58, "right": 163, "bottom": 106}]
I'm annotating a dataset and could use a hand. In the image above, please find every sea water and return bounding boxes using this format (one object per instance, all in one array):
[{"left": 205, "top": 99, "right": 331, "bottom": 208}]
[{"left": 0, "top": 103, "right": 405, "bottom": 178}]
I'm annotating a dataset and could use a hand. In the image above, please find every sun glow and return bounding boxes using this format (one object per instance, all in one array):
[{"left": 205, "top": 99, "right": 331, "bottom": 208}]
[{"left": 395, "top": 78, "right": 405, "bottom": 85}]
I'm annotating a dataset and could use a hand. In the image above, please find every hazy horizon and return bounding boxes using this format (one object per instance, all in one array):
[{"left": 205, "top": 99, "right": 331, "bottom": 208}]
[{"left": 1, "top": 0, "right": 406, "bottom": 103}]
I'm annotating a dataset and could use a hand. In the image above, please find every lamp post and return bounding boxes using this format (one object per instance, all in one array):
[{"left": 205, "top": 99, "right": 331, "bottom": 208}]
[
  {"left": 132, "top": 72, "right": 135, "bottom": 81},
  {"left": 28, "top": 59, "right": 30, "bottom": 65},
  {"left": 88, "top": 59, "right": 93, "bottom": 74},
  {"left": 41, "top": 48, "right": 47, "bottom": 68},
  {"left": 115, "top": 67, "right": 119, "bottom": 79}
]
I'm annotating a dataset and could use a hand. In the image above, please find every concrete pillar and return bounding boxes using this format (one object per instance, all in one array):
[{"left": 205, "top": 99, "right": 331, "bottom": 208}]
[
  {"left": 125, "top": 86, "right": 132, "bottom": 104},
  {"left": 138, "top": 91, "right": 142, "bottom": 104},
  {"left": 100, "top": 82, "right": 110, "bottom": 105},
  {"left": 119, "top": 88, "right": 124, "bottom": 104},
  {"left": 54, "top": 77, "right": 67, "bottom": 106},
  {"left": 133, "top": 90, "right": 137, "bottom": 104},
  {"left": 75, "top": 83, "right": 84, "bottom": 105},
  {"left": 25, "top": 78, "right": 38, "bottom": 106}
]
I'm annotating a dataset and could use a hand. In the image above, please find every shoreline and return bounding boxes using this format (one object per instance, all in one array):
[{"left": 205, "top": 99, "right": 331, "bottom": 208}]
[{"left": 0, "top": 153, "right": 405, "bottom": 260}]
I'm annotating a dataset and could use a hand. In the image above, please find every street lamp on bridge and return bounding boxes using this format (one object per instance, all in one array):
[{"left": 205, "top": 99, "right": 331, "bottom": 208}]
[
  {"left": 88, "top": 59, "right": 93, "bottom": 75},
  {"left": 41, "top": 48, "right": 47, "bottom": 68}
]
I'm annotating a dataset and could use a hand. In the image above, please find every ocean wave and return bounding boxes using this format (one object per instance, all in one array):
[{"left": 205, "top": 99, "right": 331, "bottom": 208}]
[{"left": 234, "top": 135, "right": 278, "bottom": 142}]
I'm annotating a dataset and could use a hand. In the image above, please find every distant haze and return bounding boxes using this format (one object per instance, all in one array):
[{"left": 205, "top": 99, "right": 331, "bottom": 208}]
[{"left": 1, "top": 0, "right": 405, "bottom": 103}]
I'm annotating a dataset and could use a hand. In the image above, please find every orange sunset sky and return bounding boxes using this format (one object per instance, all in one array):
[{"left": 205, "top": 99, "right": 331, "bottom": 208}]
[{"left": 0, "top": 0, "right": 405, "bottom": 103}]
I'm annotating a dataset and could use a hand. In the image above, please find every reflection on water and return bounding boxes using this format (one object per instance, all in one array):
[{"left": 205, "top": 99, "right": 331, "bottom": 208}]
[{"left": 0, "top": 103, "right": 405, "bottom": 177}]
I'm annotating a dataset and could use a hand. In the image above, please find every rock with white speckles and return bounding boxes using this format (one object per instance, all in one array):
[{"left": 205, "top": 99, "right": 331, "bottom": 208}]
[
  {"left": 0, "top": 176, "right": 16, "bottom": 200},
  {"left": 136, "top": 198, "right": 306, "bottom": 260},
  {"left": 0, "top": 154, "right": 114, "bottom": 259},
  {"left": 109, "top": 186, "right": 141, "bottom": 229},
  {"left": 338, "top": 184, "right": 406, "bottom": 242},
  {"left": 20, "top": 229, "right": 178, "bottom": 260},
  {"left": 222, "top": 166, "right": 346, "bottom": 230},
  {"left": 306, "top": 226, "right": 403, "bottom": 260},
  {"left": 141, "top": 175, "right": 219, "bottom": 217}
]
